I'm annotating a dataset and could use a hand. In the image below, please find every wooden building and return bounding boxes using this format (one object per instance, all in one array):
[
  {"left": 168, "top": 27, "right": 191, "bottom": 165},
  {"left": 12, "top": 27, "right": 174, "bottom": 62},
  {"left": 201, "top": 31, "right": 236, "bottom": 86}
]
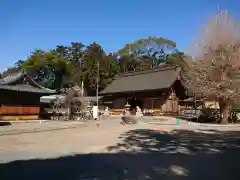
[
  {"left": 180, "top": 90, "right": 220, "bottom": 110},
  {"left": 0, "top": 71, "right": 56, "bottom": 120},
  {"left": 100, "top": 65, "right": 188, "bottom": 116}
]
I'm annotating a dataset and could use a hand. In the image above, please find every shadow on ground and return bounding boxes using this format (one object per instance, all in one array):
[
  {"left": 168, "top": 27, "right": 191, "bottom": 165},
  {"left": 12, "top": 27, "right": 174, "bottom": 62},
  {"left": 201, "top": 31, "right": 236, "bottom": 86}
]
[
  {"left": 0, "top": 122, "right": 11, "bottom": 126},
  {"left": 1, "top": 128, "right": 240, "bottom": 180}
]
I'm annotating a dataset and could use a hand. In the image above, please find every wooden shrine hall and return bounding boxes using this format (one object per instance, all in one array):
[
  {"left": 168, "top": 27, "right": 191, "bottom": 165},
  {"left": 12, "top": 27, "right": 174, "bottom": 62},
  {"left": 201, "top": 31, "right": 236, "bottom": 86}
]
[
  {"left": 100, "top": 65, "right": 189, "bottom": 116},
  {"left": 0, "top": 71, "right": 56, "bottom": 120}
]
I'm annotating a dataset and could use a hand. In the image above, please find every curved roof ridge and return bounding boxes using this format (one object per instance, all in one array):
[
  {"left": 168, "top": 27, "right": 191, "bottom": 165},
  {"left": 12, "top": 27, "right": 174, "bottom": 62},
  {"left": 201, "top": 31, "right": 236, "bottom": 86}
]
[
  {"left": 25, "top": 76, "right": 56, "bottom": 93},
  {"left": 116, "top": 64, "right": 178, "bottom": 78},
  {"left": 0, "top": 70, "right": 56, "bottom": 93},
  {"left": 0, "top": 70, "right": 25, "bottom": 85}
]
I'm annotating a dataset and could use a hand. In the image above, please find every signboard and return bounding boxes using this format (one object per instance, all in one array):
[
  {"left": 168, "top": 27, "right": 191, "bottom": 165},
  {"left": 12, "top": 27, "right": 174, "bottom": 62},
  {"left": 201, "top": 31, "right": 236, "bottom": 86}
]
[{"left": 93, "top": 106, "right": 98, "bottom": 119}]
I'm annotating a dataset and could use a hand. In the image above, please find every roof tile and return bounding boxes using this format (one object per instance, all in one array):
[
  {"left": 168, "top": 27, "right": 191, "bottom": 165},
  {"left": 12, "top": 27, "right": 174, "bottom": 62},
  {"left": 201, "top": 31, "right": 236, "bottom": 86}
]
[
  {"left": 0, "top": 71, "right": 55, "bottom": 94},
  {"left": 100, "top": 66, "right": 181, "bottom": 94}
]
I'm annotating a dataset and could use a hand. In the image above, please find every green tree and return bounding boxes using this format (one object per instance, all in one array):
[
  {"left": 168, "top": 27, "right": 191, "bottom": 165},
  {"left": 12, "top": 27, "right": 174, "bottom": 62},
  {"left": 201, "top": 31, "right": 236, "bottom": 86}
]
[
  {"left": 67, "top": 42, "right": 86, "bottom": 85},
  {"left": 22, "top": 50, "right": 71, "bottom": 89},
  {"left": 83, "top": 43, "right": 119, "bottom": 95},
  {"left": 55, "top": 45, "right": 69, "bottom": 59},
  {"left": 104, "top": 53, "right": 119, "bottom": 78},
  {"left": 83, "top": 42, "right": 105, "bottom": 94},
  {"left": 117, "top": 54, "right": 141, "bottom": 72},
  {"left": 167, "top": 51, "right": 189, "bottom": 68},
  {"left": 68, "top": 42, "right": 85, "bottom": 64},
  {"left": 16, "top": 42, "right": 119, "bottom": 94},
  {"left": 118, "top": 36, "right": 177, "bottom": 71}
]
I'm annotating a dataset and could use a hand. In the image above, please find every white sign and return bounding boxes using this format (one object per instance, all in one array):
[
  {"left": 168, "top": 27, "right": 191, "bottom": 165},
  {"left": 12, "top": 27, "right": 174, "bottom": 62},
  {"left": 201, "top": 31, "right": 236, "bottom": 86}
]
[{"left": 93, "top": 106, "right": 98, "bottom": 119}]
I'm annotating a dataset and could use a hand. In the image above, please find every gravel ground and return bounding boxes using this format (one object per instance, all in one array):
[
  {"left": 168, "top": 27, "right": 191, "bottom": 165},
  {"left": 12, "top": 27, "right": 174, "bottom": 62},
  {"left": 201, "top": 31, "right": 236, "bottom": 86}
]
[
  {"left": 1, "top": 118, "right": 240, "bottom": 179},
  {"left": 0, "top": 121, "right": 85, "bottom": 135},
  {"left": 0, "top": 120, "right": 149, "bottom": 163}
]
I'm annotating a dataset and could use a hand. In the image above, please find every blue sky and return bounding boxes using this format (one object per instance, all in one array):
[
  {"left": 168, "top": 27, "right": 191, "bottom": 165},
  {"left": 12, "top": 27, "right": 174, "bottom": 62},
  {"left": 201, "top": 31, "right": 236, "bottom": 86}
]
[{"left": 0, "top": 0, "right": 239, "bottom": 71}]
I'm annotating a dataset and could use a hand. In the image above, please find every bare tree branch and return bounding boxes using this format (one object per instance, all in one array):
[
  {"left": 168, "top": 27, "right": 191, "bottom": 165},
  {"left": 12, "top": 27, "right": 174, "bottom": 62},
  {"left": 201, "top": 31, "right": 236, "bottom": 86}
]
[
  {"left": 181, "top": 10, "right": 240, "bottom": 123},
  {"left": 183, "top": 10, "right": 240, "bottom": 99}
]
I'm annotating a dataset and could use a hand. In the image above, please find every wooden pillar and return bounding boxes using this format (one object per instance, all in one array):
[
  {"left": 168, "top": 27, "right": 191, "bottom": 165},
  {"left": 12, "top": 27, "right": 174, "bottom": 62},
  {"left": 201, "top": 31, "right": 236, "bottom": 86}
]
[{"left": 151, "top": 99, "right": 154, "bottom": 114}]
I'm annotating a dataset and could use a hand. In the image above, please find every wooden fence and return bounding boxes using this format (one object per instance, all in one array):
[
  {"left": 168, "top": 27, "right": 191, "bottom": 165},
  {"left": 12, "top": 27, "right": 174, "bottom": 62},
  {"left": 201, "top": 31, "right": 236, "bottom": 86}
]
[{"left": 0, "top": 105, "right": 40, "bottom": 120}]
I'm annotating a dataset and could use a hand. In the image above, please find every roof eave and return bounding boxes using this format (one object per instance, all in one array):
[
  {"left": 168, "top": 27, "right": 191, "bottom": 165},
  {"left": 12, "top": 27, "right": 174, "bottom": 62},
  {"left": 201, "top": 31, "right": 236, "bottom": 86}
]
[{"left": 100, "top": 87, "right": 170, "bottom": 96}]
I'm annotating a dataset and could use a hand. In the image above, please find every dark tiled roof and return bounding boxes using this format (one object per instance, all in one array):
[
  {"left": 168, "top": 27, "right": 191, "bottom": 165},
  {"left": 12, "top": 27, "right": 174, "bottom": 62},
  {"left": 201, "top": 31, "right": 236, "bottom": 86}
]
[
  {"left": 0, "top": 84, "right": 55, "bottom": 93},
  {"left": 0, "top": 71, "right": 24, "bottom": 84},
  {"left": 100, "top": 65, "right": 181, "bottom": 95},
  {"left": 0, "top": 71, "right": 56, "bottom": 94}
]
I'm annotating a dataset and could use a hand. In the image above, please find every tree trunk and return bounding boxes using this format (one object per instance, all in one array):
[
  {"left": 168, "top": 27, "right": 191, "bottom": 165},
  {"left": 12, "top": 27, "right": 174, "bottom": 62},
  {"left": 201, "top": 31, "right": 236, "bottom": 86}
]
[
  {"left": 219, "top": 97, "right": 230, "bottom": 124},
  {"left": 68, "top": 105, "right": 74, "bottom": 120}
]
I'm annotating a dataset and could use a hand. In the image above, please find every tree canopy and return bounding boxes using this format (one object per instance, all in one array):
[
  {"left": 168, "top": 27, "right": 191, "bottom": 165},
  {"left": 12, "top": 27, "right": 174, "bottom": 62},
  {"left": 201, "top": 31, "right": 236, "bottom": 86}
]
[
  {"left": 117, "top": 36, "right": 178, "bottom": 71},
  {"left": 1, "top": 37, "right": 183, "bottom": 95}
]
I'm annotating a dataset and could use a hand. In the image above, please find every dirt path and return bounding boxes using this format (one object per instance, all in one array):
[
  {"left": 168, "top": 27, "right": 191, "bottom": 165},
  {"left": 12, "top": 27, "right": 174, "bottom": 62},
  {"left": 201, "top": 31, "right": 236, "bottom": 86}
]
[
  {"left": 1, "top": 120, "right": 240, "bottom": 179},
  {"left": 0, "top": 121, "right": 161, "bottom": 162}
]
